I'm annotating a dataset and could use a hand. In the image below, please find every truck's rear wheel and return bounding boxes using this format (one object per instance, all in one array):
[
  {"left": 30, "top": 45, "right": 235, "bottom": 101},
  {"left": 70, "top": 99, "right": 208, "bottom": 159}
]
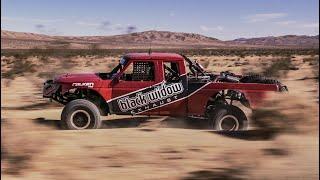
[
  {"left": 208, "top": 105, "right": 248, "bottom": 131},
  {"left": 61, "top": 99, "right": 102, "bottom": 130}
]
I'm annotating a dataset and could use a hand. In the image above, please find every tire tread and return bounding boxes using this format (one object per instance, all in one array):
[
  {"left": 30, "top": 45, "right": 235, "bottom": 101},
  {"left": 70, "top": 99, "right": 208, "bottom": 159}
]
[{"left": 61, "top": 99, "right": 102, "bottom": 130}]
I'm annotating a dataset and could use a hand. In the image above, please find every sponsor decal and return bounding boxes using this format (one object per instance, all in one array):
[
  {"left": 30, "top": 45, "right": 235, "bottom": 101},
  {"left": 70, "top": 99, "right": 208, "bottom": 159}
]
[
  {"left": 117, "top": 83, "right": 184, "bottom": 112},
  {"left": 72, "top": 82, "right": 94, "bottom": 88},
  {"left": 111, "top": 82, "right": 185, "bottom": 114},
  {"left": 107, "top": 74, "right": 209, "bottom": 115}
]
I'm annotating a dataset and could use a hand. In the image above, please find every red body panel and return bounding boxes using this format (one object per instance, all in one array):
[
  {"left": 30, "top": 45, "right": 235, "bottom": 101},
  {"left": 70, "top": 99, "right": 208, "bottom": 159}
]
[
  {"left": 186, "top": 82, "right": 277, "bottom": 115},
  {"left": 55, "top": 73, "right": 103, "bottom": 94}
]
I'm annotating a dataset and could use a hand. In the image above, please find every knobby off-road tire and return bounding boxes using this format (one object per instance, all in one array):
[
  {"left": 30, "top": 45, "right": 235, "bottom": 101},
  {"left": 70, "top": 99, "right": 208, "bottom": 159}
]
[
  {"left": 208, "top": 105, "right": 248, "bottom": 131},
  {"left": 61, "top": 99, "right": 102, "bottom": 130}
]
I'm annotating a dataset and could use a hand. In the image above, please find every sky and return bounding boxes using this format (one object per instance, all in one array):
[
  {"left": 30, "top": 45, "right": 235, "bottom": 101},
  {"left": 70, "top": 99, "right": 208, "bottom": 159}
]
[{"left": 1, "top": 0, "right": 319, "bottom": 40}]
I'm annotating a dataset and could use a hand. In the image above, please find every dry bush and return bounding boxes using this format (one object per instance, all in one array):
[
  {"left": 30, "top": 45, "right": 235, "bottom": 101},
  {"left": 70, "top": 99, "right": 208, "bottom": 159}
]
[
  {"left": 200, "top": 60, "right": 210, "bottom": 69},
  {"left": 302, "top": 56, "right": 319, "bottom": 63},
  {"left": 85, "top": 60, "right": 93, "bottom": 67},
  {"left": 303, "top": 56, "right": 319, "bottom": 80},
  {"left": 250, "top": 93, "right": 318, "bottom": 136},
  {"left": 262, "top": 57, "right": 297, "bottom": 78},
  {"left": 1, "top": 57, "right": 14, "bottom": 65},
  {"left": 37, "top": 71, "right": 57, "bottom": 79},
  {"left": 2, "top": 59, "right": 37, "bottom": 79},
  {"left": 51, "top": 40, "right": 70, "bottom": 45},
  {"left": 1, "top": 119, "right": 51, "bottom": 176},
  {"left": 183, "top": 167, "right": 246, "bottom": 180},
  {"left": 39, "top": 55, "right": 51, "bottom": 63},
  {"left": 1, "top": 48, "right": 318, "bottom": 58},
  {"left": 60, "top": 58, "right": 77, "bottom": 69},
  {"left": 90, "top": 43, "right": 100, "bottom": 50}
]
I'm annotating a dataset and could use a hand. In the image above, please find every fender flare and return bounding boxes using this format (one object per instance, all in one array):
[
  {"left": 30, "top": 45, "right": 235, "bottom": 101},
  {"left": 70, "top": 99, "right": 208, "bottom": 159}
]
[
  {"left": 80, "top": 88, "right": 110, "bottom": 116},
  {"left": 226, "top": 89, "right": 251, "bottom": 108}
]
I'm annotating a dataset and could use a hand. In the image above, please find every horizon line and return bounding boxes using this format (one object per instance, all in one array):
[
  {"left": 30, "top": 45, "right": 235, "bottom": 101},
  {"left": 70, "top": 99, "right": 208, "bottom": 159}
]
[{"left": 1, "top": 28, "right": 319, "bottom": 41}]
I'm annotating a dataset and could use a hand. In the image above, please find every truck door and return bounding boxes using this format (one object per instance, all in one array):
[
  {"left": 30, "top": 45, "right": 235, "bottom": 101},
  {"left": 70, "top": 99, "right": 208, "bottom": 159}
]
[
  {"left": 157, "top": 61, "right": 188, "bottom": 116},
  {"left": 108, "top": 60, "right": 161, "bottom": 115}
]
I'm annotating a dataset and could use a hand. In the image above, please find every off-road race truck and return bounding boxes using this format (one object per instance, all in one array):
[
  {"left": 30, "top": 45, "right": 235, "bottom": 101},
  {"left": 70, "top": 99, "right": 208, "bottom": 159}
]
[{"left": 43, "top": 53, "right": 288, "bottom": 130}]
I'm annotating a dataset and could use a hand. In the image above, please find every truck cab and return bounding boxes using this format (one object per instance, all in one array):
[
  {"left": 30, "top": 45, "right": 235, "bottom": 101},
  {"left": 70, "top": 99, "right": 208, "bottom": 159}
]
[{"left": 106, "top": 53, "right": 188, "bottom": 116}]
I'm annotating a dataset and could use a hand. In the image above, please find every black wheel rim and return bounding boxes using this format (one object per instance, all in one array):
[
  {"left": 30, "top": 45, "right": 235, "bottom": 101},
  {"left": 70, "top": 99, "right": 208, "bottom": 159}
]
[{"left": 71, "top": 110, "right": 91, "bottom": 129}]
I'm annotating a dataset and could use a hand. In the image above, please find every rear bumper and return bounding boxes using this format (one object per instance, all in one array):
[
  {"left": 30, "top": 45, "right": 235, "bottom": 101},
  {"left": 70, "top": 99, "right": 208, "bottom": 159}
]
[{"left": 278, "top": 84, "right": 288, "bottom": 92}]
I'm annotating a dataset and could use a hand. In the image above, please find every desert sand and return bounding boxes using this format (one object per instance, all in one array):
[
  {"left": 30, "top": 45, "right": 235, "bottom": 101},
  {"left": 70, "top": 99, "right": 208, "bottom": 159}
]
[{"left": 1, "top": 53, "right": 319, "bottom": 179}]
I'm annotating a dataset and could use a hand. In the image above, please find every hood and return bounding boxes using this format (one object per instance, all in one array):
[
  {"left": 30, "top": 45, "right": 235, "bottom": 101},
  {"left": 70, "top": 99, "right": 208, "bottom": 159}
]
[{"left": 54, "top": 73, "right": 105, "bottom": 87}]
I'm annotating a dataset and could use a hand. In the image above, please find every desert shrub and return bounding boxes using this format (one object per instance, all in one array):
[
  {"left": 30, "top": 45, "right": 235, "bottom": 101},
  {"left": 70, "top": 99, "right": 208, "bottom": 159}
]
[
  {"left": 303, "top": 56, "right": 319, "bottom": 81},
  {"left": 28, "top": 48, "right": 52, "bottom": 57},
  {"left": 52, "top": 40, "right": 70, "bottom": 45},
  {"left": 85, "top": 60, "right": 93, "bottom": 67},
  {"left": 107, "top": 63, "right": 117, "bottom": 70},
  {"left": 60, "top": 58, "right": 76, "bottom": 69},
  {"left": 313, "top": 59, "right": 319, "bottom": 81},
  {"left": 250, "top": 93, "right": 317, "bottom": 136},
  {"left": 251, "top": 109, "right": 289, "bottom": 135},
  {"left": 39, "top": 56, "right": 50, "bottom": 63},
  {"left": 239, "top": 53, "right": 246, "bottom": 58},
  {"left": 37, "top": 71, "right": 56, "bottom": 79},
  {"left": 234, "top": 61, "right": 250, "bottom": 66},
  {"left": 1, "top": 57, "right": 14, "bottom": 65},
  {"left": 262, "top": 58, "right": 295, "bottom": 78},
  {"left": 200, "top": 60, "right": 210, "bottom": 69},
  {"left": 2, "top": 59, "right": 37, "bottom": 79},
  {"left": 90, "top": 43, "right": 100, "bottom": 50},
  {"left": 183, "top": 167, "right": 246, "bottom": 180},
  {"left": 12, "top": 53, "right": 28, "bottom": 60},
  {"left": 1, "top": 149, "right": 32, "bottom": 176},
  {"left": 303, "top": 56, "right": 317, "bottom": 63},
  {"left": 1, "top": 48, "right": 318, "bottom": 58},
  {"left": 1, "top": 119, "right": 50, "bottom": 175}
]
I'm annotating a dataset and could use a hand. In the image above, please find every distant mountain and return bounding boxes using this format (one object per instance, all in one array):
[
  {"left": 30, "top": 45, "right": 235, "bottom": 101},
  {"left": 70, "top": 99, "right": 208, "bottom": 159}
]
[
  {"left": 1, "top": 30, "right": 319, "bottom": 49},
  {"left": 1, "top": 30, "right": 229, "bottom": 49},
  {"left": 230, "top": 35, "right": 319, "bottom": 48},
  {"left": 1, "top": 30, "right": 54, "bottom": 41},
  {"left": 57, "top": 30, "right": 222, "bottom": 44}
]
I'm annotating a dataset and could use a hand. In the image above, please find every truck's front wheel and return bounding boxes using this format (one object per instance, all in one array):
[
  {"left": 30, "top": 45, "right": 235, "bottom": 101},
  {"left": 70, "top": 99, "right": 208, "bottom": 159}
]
[
  {"left": 61, "top": 99, "right": 102, "bottom": 130},
  {"left": 208, "top": 105, "right": 248, "bottom": 131}
]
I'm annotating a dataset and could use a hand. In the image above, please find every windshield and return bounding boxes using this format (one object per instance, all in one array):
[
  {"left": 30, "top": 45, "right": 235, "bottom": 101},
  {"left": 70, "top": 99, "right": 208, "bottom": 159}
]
[{"left": 110, "top": 56, "right": 128, "bottom": 76}]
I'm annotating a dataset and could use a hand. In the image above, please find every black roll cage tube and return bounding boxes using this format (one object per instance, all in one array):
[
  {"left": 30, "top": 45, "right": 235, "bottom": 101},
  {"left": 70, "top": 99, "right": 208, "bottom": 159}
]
[{"left": 180, "top": 54, "right": 206, "bottom": 76}]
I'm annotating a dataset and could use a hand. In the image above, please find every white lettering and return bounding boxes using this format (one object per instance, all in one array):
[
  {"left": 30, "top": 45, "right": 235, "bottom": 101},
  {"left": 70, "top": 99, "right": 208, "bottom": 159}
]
[
  {"left": 117, "top": 82, "right": 184, "bottom": 112},
  {"left": 72, "top": 82, "right": 94, "bottom": 88}
]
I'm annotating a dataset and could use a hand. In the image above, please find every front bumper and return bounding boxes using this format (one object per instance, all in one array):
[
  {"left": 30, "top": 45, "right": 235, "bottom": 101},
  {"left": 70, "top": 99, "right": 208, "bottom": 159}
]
[{"left": 43, "top": 80, "right": 60, "bottom": 98}]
